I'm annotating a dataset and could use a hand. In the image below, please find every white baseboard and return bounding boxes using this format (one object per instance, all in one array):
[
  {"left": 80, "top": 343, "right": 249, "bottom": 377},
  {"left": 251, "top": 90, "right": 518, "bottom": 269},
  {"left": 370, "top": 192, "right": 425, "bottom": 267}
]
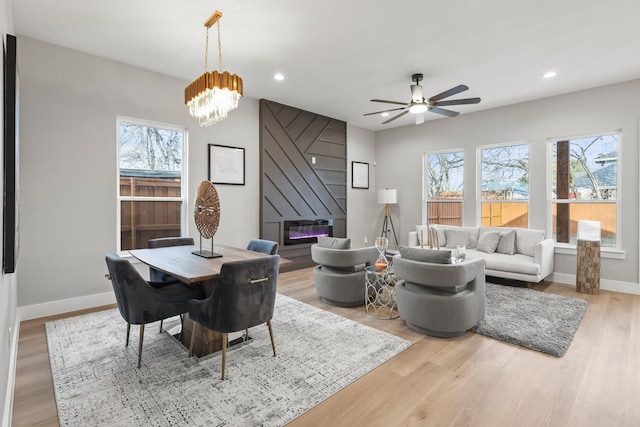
[
  {"left": 550, "top": 273, "right": 640, "bottom": 295},
  {"left": 18, "top": 292, "right": 116, "bottom": 321},
  {"left": 2, "top": 316, "right": 19, "bottom": 427}
]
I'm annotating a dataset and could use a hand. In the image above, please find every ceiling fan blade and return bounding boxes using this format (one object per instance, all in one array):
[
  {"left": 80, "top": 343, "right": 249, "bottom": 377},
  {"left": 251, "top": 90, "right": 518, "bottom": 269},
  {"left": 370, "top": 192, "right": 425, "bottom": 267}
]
[
  {"left": 363, "top": 107, "right": 407, "bottom": 116},
  {"left": 428, "top": 85, "right": 469, "bottom": 103},
  {"left": 382, "top": 110, "right": 409, "bottom": 124},
  {"left": 371, "top": 99, "right": 408, "bottom": 106},
  {"left": 432, "top": 97, "right": 481, "bottom": 107},
  {"left": 415, "top": 113, "right": 424, "bottom": 125},
  {"left": 428, "top": 107, "right": 460, "bottom": 118}
]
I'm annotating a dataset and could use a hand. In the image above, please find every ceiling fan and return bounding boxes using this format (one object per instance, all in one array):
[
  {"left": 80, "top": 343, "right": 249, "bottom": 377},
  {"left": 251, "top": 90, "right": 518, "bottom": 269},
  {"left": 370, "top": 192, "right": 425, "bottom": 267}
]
[{"left": 364, "top": 73, "right": 481, "bottom": 125}]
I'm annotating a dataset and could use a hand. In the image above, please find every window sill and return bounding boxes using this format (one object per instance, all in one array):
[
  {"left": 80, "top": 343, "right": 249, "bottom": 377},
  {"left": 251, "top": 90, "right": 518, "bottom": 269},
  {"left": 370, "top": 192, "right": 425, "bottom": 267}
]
[{"left": 554, "top": 244, "right": 625, "bottom": 260}]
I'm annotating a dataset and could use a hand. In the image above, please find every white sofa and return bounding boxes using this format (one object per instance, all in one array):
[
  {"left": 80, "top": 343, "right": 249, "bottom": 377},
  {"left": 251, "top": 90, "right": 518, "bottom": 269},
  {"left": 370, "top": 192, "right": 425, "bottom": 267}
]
[{"left": 408, "top": 225, "right": 554, "bottom": 283}]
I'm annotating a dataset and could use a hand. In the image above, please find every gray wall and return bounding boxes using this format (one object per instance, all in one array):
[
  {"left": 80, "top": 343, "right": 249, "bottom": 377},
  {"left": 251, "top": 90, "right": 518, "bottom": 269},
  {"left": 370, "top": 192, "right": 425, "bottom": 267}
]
[
  {"left": 0, "top": 0, "right": 17, "bottom": 423},
  {"left": 375, "top": 79, "right": 640, "bottom": 289},
  {"left": 16, "top": 36, "right": 375, "bottom": 309}
]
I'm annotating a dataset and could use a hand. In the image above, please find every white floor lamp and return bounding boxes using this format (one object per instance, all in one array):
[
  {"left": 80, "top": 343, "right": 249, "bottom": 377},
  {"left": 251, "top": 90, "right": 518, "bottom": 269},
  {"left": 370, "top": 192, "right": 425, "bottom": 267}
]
[{"left": 378, "top": 188, "right": 399, "bottom": 247}]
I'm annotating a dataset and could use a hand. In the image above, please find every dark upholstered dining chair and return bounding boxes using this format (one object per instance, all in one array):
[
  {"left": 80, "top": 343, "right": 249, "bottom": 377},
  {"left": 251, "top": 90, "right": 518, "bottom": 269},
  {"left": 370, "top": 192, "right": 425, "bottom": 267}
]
[
  {"left": 187, "top": 255, "right": 280, "bottom": 380},
  {"left": 246, "top": 239, "right": 279, "bottom": 255},
  {"left": 105, "top": 253, "right": 204, "bottom": 368},
  {"left": 148, "top": 237, "right": 196, "bottom": 333},
  {"left": 148, "top": 237, "right": 195, "bottom": 282}
]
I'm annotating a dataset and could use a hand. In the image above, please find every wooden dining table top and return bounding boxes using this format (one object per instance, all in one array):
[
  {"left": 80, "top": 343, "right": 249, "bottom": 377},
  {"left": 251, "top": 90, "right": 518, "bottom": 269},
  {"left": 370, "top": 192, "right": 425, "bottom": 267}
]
[{"left": 129, "top": 244, "right": 289, "bottom": 284}]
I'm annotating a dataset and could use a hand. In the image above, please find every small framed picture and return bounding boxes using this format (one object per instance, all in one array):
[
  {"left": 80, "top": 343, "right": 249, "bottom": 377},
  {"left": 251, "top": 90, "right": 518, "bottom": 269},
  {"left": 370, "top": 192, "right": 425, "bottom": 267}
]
[
  {"left": 352, "top": 161, "right": 369, "bottom": 189},
  {"left": 208, "top": 144, "right": 245, "bottom": 185}
]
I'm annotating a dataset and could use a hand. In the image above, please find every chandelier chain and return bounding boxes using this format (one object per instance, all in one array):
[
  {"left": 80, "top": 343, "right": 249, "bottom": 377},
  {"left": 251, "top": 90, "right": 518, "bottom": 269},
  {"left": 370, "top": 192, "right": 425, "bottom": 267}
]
[
  {"left": 217, "top": 20, "right": 223, "bottom": 72},
  {"left": 204, "top": 27, "right": 209, "bottom": 72}
]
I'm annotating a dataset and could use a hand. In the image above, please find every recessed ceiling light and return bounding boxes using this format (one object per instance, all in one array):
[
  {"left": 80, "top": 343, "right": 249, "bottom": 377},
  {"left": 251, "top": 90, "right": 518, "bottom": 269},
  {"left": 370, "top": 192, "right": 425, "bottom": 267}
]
[
  {"left": 542, "top": 71, "right": 557, "bottom": 79},
  {"left": 381, "top": 112, "right": 389, "bottom": 117},
  {"left": 274, "top": 73, "right": 285, "bottom": 81}
]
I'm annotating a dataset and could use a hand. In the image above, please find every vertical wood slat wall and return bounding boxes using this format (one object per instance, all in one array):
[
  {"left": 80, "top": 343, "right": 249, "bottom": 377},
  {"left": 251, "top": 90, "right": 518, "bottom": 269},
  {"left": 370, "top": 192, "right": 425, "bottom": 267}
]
[{"left": 259, "top": 99, "right": 347, "bottom": 270}]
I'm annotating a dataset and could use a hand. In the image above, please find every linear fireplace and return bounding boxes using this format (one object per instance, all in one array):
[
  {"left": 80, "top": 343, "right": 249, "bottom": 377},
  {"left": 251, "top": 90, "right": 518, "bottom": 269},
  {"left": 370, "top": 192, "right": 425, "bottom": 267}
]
[{"left": 283, "top": 219, "right": 333, "bottom": 245}]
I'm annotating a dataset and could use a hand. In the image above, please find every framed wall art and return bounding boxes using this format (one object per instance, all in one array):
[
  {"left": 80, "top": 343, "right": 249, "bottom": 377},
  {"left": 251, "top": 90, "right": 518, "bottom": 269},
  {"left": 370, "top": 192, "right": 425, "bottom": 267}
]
[
  {"left": 208, "top": 144, "right": 245, "bottom": 185},
  {"left": 352, "top": 161, "right": 369, "bottom": 189}
]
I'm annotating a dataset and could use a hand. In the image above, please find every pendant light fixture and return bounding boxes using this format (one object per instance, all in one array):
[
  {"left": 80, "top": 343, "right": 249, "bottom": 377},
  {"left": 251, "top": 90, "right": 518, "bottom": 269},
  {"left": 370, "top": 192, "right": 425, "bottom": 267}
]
[{"left": 185, "top": 10, "right": 243, "bottom": 127}]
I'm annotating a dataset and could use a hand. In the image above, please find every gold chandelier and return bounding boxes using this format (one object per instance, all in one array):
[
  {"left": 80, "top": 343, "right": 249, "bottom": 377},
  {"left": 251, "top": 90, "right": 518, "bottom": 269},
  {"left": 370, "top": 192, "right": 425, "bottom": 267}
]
[{"left": 185, "top": 10, "right": 243, "bottom": 127}]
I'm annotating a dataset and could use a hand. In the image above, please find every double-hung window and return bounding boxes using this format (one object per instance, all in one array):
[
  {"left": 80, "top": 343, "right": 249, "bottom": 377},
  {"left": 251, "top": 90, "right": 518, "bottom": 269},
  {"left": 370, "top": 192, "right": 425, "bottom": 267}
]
[
  {"left": 480, "top": 143, "right": 530, "bottom": 227},
  {"left": 424, "top": 150, "right": 464, "bottom": 226},
  {"left": 117, "top": 117, "right": 187, "bottom": 252},
  {"left": 550, "top": 132, "right": 619, "bottom": 248}
]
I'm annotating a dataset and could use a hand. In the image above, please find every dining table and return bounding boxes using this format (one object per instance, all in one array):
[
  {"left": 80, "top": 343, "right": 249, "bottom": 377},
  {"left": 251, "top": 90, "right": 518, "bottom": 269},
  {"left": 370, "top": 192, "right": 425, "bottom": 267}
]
[{"left": 129, "top": 243, "right": 290, "bottom": 357}]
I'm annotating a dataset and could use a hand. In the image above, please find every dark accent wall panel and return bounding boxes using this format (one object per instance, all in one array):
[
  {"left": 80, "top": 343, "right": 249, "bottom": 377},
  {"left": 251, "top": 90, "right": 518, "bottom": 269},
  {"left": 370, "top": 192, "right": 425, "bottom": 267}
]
[{"left": 259, "top": 99, "right": 347, "bottom": 270}]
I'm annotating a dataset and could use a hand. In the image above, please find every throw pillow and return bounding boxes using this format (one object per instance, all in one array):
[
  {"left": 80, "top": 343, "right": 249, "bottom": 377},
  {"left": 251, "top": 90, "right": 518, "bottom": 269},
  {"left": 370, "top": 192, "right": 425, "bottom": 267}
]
[
  {"left": 476, "top": 231, "right": 500, "bottom": 253},
  {"left": 317, "top": 237, "right": 351, "bottom": 249},
  {"left": 444, "top": 229, "right": 470, "bottom": 249},
  {"left": 399, "top": 246, "right": 452, "bottom": 264},
  {"left": 496, "top": 229, "right": 517, "bottom": 255}
]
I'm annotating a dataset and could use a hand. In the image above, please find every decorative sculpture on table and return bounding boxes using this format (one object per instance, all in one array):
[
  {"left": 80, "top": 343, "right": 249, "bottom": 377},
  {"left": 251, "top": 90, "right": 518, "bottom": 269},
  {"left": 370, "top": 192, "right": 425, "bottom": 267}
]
[
  {"left": 374, "top": 237, "right": 389, "bottom": 271},
  {"left": 192, "top": 181, "right": 222, "bottom": 258}
]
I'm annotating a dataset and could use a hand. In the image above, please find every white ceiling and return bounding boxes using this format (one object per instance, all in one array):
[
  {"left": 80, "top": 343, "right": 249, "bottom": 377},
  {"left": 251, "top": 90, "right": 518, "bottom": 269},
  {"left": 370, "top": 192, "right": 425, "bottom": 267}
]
[{"left": 12, "top": 0, "right": 640, "bottom": 131}]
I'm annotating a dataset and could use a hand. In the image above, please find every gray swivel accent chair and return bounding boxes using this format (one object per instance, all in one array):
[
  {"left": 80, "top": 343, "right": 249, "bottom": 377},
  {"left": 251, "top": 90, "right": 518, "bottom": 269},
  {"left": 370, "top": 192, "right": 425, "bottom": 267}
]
[
  {"left": 105, "top": 253, "right": 204, "bottom": 368},
  {"left": 311, "top": 242, "right": 378, "bottom": 307},
  {"left": 187, "top": 255, "right": 280, "bottom": 380},
  {"left": 246, "top": 239, "right": 279, "bottom": 255},
  {"left": 393, "top": 255, "right": 486, "bottom": 338}
]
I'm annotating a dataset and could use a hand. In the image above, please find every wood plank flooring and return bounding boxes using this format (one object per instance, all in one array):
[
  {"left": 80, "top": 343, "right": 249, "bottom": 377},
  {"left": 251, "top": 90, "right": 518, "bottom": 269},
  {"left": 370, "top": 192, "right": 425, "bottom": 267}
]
[{"left": 11, "top": 268, "right": 640, "bottom": 426}]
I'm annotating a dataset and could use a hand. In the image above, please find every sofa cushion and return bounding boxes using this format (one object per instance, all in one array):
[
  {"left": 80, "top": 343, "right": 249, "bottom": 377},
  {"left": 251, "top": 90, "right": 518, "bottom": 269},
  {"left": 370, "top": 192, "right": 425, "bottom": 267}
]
[
  {"left": 317, "top": 237, "right": 351, "bottom": 249},
  {"left": 444, "top": 229, "right": 470, "bottom": 249},
  {"left": 496, "top": 229, "right": 517, "bottom": 255},
  {"left": 432, "top": 225, "right": 479, "bottom": 249},
  {"left": 476, "top": 232, "right": 500, "bottom": 253},
  {"left": 516, "top": 228, "right": 545, "bottom": 257},
  {"left": 466, "top": 250, "right": 541, "bottom": 276},
  {"left": 399, "top": 246, "right": 452, "bottom": 264}
]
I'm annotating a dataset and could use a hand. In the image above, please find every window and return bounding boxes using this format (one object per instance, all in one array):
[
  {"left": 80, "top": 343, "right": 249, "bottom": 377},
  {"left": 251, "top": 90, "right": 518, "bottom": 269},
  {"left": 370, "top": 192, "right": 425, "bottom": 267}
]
[
  {"left": 425, "top": 150, "right": 464, "bottom": 226},
  {"left": 480, "top": 143, "right": 529, "bottom": 227},
  {"left": 117, "top": 117, "right": 187, "bottom": 251},
  {"left": 550, "top": 132, "right": 619, "bottom": 248}
]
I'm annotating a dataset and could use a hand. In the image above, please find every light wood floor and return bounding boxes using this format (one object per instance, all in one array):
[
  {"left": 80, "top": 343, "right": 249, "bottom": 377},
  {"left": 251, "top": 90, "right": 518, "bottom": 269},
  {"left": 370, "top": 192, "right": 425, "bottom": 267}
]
[{"left": 12, "top": 268, "right": 640, "bottom": 426}]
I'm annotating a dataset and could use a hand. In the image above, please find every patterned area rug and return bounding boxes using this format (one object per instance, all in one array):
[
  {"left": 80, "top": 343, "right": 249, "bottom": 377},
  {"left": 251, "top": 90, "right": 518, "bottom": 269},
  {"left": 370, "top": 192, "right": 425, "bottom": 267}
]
[
  {"left": 46, "top": 294, "right": 411, "bottom": 426},
  {"left": 472, "top": 283, "right": 587, "bottom": 357}
]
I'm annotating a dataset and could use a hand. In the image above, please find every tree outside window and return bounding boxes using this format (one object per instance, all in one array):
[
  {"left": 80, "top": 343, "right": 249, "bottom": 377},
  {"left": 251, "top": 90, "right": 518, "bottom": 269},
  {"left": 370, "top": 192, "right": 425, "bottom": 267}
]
[
  {"left": 480, "top": 143, "right": 529, "bottom": 227},
  {"left": 425, "top": 151, "right": 464, "bottom": 226},
  {"left": 551, "top": 133, "right": 618, "bottom": 247},
  {"left": 118, "top": 118, "right": 187, "bottom": 251}
]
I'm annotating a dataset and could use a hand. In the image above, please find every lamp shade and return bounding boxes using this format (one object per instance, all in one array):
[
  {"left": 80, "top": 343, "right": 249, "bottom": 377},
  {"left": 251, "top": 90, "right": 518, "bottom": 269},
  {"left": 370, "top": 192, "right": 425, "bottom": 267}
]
[
  {"left": 577, "top": 220, "right": 601, "bottom": 241},
  {"left": 378, "top": 189, "right": 398, "bottom": 205}
]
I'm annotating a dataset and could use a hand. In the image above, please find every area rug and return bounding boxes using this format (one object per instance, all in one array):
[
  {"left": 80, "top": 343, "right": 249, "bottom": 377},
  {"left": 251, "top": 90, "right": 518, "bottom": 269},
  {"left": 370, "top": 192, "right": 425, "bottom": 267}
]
[
  {"left": 472, "top": 283, "right": 587, "bottom": 357},
  {"left": 45, "top": 294, "right": 411, "bottom": 426}
]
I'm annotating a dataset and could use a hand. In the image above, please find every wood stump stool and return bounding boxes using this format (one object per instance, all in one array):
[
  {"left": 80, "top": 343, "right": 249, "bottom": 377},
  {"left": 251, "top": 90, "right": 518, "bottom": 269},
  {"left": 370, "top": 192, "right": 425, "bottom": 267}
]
[{"left": 576, "top": 239, "right": 600, "bottom": 295}]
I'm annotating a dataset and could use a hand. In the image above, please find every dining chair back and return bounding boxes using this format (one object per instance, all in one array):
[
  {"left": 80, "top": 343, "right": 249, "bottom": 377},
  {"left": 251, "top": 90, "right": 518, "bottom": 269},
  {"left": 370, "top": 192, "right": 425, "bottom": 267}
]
[{"left": 187, "top": 254, "right": 280, "bottom": 379}]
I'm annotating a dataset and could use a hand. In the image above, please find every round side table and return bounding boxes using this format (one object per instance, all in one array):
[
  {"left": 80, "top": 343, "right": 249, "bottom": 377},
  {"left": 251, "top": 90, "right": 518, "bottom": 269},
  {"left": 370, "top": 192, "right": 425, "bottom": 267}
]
[{"left": 365, "top": 266, "right": 399, "bottom": 319}]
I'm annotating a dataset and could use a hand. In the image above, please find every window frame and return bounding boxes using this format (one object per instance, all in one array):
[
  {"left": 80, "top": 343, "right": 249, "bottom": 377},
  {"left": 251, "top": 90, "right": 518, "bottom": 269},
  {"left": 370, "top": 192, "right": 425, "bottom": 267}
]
[
  {"left": 547, "top": 130, "right": 622, "bottom": 252},
  {"left": 116, "top": 116, "right": 189, "bottom": 254},
  {"left": 423, "top": 148, "right": 465, "bottom": 227},
  {"left": 477, "top": 141, "right": 530, "bottom": 228}
]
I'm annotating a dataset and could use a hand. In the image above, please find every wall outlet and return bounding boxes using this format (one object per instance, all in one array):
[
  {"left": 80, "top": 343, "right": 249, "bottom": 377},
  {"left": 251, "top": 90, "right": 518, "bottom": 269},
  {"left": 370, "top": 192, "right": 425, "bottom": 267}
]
[{"left": 364, "top": 236, "right": 368, "bottom": 245}]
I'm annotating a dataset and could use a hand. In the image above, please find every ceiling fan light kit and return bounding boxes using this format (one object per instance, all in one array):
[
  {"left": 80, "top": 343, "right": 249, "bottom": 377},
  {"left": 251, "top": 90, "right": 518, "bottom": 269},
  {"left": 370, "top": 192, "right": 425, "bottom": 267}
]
[
  {"left": 185, "top": 10, "right": 243, "bottom": 127},
  {"left": 364, "top": 73, "right": 481, "bottom": 125}
]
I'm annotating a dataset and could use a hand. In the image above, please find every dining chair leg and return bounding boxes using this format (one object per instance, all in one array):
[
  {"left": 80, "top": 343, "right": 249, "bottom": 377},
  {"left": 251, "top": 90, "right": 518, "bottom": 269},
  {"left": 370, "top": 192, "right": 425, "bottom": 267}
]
[
  {"left": 159, "top": 319, "right": 163, "bottom": 333},
  {"left": 244, "top": 328, "right": 249, "bottom": 341},
  {"left": 221, "top": 333, "right": 228, "bottom": 380},
  {"left": 178, "top": 314, "right": 184, "bottom": 341},
  {"left": 189, "top": 322, "right": 198, "bottom": 357},
  {"left": 137, "top": 324, "right": 145, "bottom": 369},
  {"left": 267, "top": 320, "right": 276, "bottom": 357},
  {"left": 126, "top": 323, "right": 131, "bottom": 347}
]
